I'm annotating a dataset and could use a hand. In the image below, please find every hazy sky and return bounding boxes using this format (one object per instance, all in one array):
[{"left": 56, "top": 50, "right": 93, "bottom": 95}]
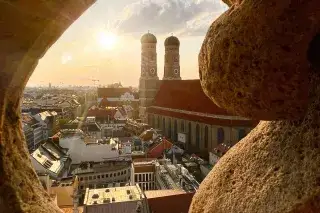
[{"left": 28, "top": 0, "right": 227, "bottom": 87}]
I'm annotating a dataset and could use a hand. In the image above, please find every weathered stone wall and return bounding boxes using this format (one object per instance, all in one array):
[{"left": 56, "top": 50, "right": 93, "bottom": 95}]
[
  {"left": 0, "top": 1, "right": 95, "bottom": 212},
  {"left": 190, "top": 0, "right": 320, "bottom": 212}
]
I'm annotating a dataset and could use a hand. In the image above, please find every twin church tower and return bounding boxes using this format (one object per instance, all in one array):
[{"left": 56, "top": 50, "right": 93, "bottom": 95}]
[{"left": 139, "top": 32, "right": 181, "bottom": 121}]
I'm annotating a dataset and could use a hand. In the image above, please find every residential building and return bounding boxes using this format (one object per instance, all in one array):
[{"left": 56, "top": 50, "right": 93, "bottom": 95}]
[
  {"left": 131, "top": 158, "right": 199, "bottom": 193},
  {"left": 22, "top": 113, "right": 45, "bottom": 150},
  {"left": 33, "top": 110, "right": 58, "bottom": 137},
  {"left": 83, "top": 185, "right": 149, "bottom": 213},
  {"left": 69, "top": 160, "right": 132, "bottom": 194},
  {"left": 30, "top": 140, "right": 71, "bottom": 179},
  {"left": 58, "top": 129, "right": 129, "bottom": 164},
  {"left": 22, "top": 123, "right": 35, "bottom": 151}
]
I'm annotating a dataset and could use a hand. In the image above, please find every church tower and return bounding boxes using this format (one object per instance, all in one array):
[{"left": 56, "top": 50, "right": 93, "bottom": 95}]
[
  {"left": 139, "top": 32, "right": 159, "bottom": 122},
  {"left": 163, "top": 36, "right": 181, "bottom": 80}
]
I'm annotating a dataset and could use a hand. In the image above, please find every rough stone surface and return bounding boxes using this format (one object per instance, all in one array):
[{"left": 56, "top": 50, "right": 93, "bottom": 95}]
[
  {"left": 190, "top": 72, "right": 320, "bottom": 212},
  {"left": 0, "top": 0, "right": 95, "bottom": 212},
  {"left": 199, "top": 0, "right": 320, "bottom": 120}
]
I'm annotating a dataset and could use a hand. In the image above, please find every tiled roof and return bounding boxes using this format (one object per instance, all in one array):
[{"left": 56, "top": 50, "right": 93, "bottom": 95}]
[
  {"left": 87, "top": 107, "right": 116, "bottom": 118},
  {"left": 148, "top": 107, "right": 256, "bottom": 127},
  {"left": 97, "top": 87, "right": 131, "bottom": 98},
  {"left": 147, "top": 192, "right": 195, "bottom": 213},
  {"left": 151, "top": 80, "right": 230, "bottom": 115}
]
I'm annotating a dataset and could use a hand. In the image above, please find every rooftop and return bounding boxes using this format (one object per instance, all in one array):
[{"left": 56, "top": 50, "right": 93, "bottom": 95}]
[{"left": 84, "top": 185, "right": 144, "bottom": 206}]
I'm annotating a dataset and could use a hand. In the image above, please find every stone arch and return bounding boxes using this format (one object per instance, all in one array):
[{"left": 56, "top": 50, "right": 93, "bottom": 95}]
[{"left": 0, "top": 1, "right": 95, "bottom": 212}]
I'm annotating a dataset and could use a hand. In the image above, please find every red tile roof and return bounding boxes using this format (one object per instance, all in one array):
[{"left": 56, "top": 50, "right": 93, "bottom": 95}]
[
  {"left": 151, "top": 80, "right": 230, "bottom": 115},
  {"left": 148, "top": 80, "right": 257, "bottom": 126},
  {"left": 147, "top": 192, "right": 195, "bottom": 213},
  {"left": 97, "top": 87, "right": 131, "bottom": 98},
  {"left": 86, "top": 107, "right": 116, "bottom": 118},
  {"left": 148, "top": 107, "right": 256, "bottom": 127}
]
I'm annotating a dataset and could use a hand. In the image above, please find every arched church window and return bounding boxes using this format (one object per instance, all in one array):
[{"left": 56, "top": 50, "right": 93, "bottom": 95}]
[
  {"left": 188, "top": 122, "right": 192, "bottom": 145},
  {"left": 174, "top": 120, "right": 178, "bottom": 141},
  {"left": 168, "top": 118, "right": 171, "bottom": 138},
  {"left": 217, "top": 128, "right": 225, "bottom": 144},
  {"left": 204, "top": 126, "right": 209, "bottom": 149},
  {"left": 181, "top": 120, "right": 185, "bottom": 132},
  {"left": 196, "top": 124, "right": 200, "bottom": 149},
  {"left": 239, "top": 129, "right": 247, "bottom": 141},
  {"left": 148, "top": 114, "right": 152, "bottom": 126},
  {"left": 163, "top": 117, "right": 166, "bottom": 132},
  {"left": 153, "top": 116, "right": 157, "bottom": 128}
]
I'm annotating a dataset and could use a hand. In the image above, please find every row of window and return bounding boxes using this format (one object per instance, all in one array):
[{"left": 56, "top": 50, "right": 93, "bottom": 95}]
[
  {"left": 149, "top": 114, "right": 248, "bottom": 148},
  {"left": 138, "top": 182, "right": 156, "bottom": 191},
  {"left": 79, "top": 179, "right": 129, "bottom": 190},
  {"left": 134, "top": 173, "right": 154, "bottom": 183},
  {"left": 79, "top": 169, "right": 129, "bottom": 182}
]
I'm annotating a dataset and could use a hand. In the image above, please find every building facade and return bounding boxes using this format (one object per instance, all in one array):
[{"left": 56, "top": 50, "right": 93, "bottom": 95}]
[{"left": 138, "top": 33, "right": 256, "bottom": 157}]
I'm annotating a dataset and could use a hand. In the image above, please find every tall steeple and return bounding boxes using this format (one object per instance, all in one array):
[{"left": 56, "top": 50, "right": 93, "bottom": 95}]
[
  {"left": 139, "top": 32, "right": 159, "bottom": 122},
  {"left": 163, "top": 35, "right": 181, "bottom": 80}
]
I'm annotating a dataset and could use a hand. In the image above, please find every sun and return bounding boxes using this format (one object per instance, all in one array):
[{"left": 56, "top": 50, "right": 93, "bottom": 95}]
[{"left": 97, "top": 31, "right": 118, "bottom": 50}]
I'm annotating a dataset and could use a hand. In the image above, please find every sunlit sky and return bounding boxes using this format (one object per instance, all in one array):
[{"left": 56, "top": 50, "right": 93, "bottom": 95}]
[{"left": 28, "top": 0, "right": 227, "bottom": 87}]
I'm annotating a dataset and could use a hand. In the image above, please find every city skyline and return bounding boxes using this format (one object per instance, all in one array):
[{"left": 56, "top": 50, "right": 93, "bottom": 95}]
[{"left": 27, "top": 0, "right": 227, "bottom": 87}]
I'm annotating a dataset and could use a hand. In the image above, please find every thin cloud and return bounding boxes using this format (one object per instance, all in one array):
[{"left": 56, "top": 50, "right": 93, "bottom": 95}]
[{"left": 114, "top": 0, "right": 228, "bottom": 36}]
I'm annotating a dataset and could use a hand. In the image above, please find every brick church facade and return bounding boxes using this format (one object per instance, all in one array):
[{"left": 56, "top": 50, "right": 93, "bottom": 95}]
[{"left": 138, "top": 33, "right": 256, "bottom": 157}]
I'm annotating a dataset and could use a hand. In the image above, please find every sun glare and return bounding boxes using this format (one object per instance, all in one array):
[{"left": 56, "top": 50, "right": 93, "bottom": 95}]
[{"left": 97, "top": 31, "right": 118, "bottom": 50}]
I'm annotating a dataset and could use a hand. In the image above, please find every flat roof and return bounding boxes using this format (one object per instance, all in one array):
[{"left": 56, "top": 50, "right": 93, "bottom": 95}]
[{"left": 84, "top": 185, "right": 144, "bottom": 206}]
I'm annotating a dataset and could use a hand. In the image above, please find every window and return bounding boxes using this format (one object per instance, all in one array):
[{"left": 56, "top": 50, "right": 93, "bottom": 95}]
[
  {"left": 181, "top": 121, "right": 185, "bottom": 132},
  {"left": 188, "top": 122, "right": 192, "bottom": 145},
  {"left": 80, "top": 177, "right": 83, "bottom": 181},
  {"left": 101, "top": 175, "right": 104, "bottom": 178},
  {"left": 174, "top": 120, "right": 178, "bottom": 141},
  {"left": 124, "top": 170, "right": 126, "bottom": 174},
  {"left": 89, "top": 176, "right": 92, "bottom": 180},
  {"left": 93, "top": 176, "right": 96, "bottom": 180},
  {"left": 239, "top": 129, "right": 247, "bottom": 141},
  {"left": 106, "top": 174, "right": 109, "bottom": 178},
  {"left": 84, "top": 177, "right": 88, "bottom": 181},
  {"left": 217, "top": 128, "right": 225, "bottom": 144},
  {"left": 204, "top": 126, "right": 209, "bottom": 149},
  {"left": 196, "top": 124, "right": 200, "bottom": 149},
  {"left": 80, "top": 185, "right": 84, "bottom": 190},
  {"left": 153, "top": 116, "right": 157, "bottom": 128},
  {"left": 117, "top": 172, "right": 120, "bottom": 176},
  {"left": 110, "top": 173, "right": 113, "bottom": 177},
  {"left": 97, "top": 175, "right": 100, "bottom": 179},
  {"left": 158, "top": 116, "right": 160, "bottom": 128},
  {"left": 163, "top": 117, "right": 166, "bottom": 131}
]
